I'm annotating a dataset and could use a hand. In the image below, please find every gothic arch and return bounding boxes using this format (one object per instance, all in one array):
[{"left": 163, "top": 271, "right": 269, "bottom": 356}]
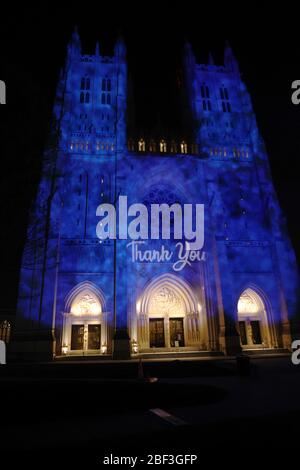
[
  {"left": 62, "top": 281, "right": 108, "bottom": 355},
  {"left": 236, "top": 284, "right": 277, "bottom": 349},
  {"left": 64, "top": 281, "right": 106, "bottom": 313},
  {"left": 135, "top": 273, "right": 205, "bottom": 350},
  {"left": 139, "top": 273, "right": 198, "bottom": 317}
]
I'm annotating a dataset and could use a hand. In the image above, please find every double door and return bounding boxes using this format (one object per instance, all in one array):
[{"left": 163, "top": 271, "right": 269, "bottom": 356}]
[
  {"left": 239, "top": 320, "right": 262, "bottom": 346},
  {"left": 149, "top": 318, "right": 185, "bottom": 348},
  {"left": 71, "top": 324, "right": 101, "bottom": 351}
]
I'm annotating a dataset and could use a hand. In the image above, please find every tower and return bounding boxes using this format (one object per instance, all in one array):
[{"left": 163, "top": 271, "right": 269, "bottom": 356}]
[
  {"left": 182, "top": 41, "right": 299, "bottom": 352},
  {"left": 14, "top": 28, "right": 128, "bottom": 360}
]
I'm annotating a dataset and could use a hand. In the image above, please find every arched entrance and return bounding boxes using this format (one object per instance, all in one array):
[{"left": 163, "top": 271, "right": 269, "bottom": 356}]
[
  {"left": 237, "top": 288, "right": 274, "bottom": 349},
  {"left": 62, "top": 282, "right": 108, "bottom": 355},
  {"left": 136, "top": 274, "right": 206, "bottom": 351}
]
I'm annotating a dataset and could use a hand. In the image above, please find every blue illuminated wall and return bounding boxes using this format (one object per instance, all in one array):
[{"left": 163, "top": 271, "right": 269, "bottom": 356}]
[{"left": 14, "top": 31, "right": 299, "bottom": 360}]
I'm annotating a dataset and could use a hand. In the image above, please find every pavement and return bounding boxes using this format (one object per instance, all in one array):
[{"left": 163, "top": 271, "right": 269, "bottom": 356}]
[{"left": 0, "top": 356, "right": 299, "bottom": 465}]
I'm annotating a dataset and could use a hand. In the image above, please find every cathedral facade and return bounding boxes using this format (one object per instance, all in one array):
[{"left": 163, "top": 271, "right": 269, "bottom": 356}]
[{"left": 13, "top": 29, "right": 299, "bottom": 360}]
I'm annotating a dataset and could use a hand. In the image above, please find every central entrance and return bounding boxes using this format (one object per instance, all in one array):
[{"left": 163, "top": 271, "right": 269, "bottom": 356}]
[{"left": 135, "top": 273, "right": 204, "bottom": 352}]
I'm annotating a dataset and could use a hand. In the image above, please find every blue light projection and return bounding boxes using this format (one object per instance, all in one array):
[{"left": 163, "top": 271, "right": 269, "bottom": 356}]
[{"left": 14, "top": 30, "right": 299, "bottom": 360}]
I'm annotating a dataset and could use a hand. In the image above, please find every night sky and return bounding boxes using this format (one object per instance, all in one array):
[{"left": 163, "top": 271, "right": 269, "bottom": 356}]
[{"left": 0, "top": 2, "right": 299, "bottom": 309}]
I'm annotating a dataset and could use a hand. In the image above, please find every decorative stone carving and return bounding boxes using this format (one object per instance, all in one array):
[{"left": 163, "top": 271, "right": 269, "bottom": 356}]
[
  {"left": 238, "top": 292, "right": 260, "bottom": 314},
  {"left": 78, "top": 294, "right": 97, "bottom": 314},
  {"left": 149, "top": 286, "right": 185, "bottom": 316},
  {"left": 71, "top": 292, "right": 101, "bottom": 316}
]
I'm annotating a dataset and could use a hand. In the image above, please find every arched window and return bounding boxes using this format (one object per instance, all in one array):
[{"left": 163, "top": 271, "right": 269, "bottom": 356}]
[
  {"left": 0, "top": 321, "right": 11, "bottom": 344},
  {"left": 170, "top": 141, "right": 177, "bottom": 153},
  {"left": 81, "top": 77, "right": 91, "bottom": 91},
  {"left": 101, "top": 77, "right": 112, "bottom": 105},
  {"left": 138, "top": 139, "right": 146, "bottom": 152},
  {"left": 220, "top": 86, "right": 231, "bottom": 112},
  {"left": 149, "top": 140, "right": 157, "bottom": 152},
  {"left": 128, "top": 139, "right": 135, "bottom": 151},
  {"left": 80, "top": 92, "right": 85, "bottom": 103},
  {"left": 180, "top": 141, "right": 188, "bottom": 154},
  {"left": 85, "top": 92, "right": 90, "bottom": 103},
  {"left": 200, "top": 83, "right": 212, "bottom": 111},
  {"left": 160, "top": 140, "right": 167, "bottom": 153}
]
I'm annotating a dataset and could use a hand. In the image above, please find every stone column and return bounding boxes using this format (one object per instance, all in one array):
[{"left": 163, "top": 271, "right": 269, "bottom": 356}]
[
  {"left": 138, "top": 313, "right": 149, "bottom": 349},
  {"left": 214, "top": 240, "right": 241, "bottom": 356}
]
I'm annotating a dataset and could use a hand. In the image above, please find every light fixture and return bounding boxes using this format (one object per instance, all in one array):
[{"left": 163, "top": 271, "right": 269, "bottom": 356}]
[
  {"left": 62, "top": 344, "right": 68, "bottom": 355},
  {"left": 132, "top": 340, "right": 138, "bottom": 354},
  {"left": 101, "top": 343, "right": 107, "bottom": 354}
]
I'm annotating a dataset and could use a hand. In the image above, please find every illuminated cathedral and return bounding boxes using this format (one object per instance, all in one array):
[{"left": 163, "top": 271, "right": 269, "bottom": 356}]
[{"left": 13, "top": 29, "right": 299, "bottom": 360}]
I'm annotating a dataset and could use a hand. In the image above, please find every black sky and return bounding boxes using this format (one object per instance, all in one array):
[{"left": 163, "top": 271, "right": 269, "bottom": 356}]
[{"left": 0, "top": 1, "right": 299, "bottom": 309}]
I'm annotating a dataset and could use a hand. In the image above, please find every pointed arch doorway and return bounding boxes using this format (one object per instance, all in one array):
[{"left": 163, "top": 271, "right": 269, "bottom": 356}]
[
  {"left": 237, "top": 288, "right": 275, "bottom": 349},
  {"left": 136, "top": 274, "right": 207, "bottom": 352},
  {"left": 62, "top": 282, "right": 108, "bottom": 355}
]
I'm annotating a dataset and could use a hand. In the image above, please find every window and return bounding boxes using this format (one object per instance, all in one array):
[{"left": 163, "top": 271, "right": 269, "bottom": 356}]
[
  {"left": 180, "top": 141, "right": 188, "bottom": 154},
  {"left": 138, "top": 139, "right": 145, "bottom": 152},
  {"left": 160, "top": 140, "right": 167, "bottom": 153},
  {"left": 170, "top": 141, "right": 177, "bottom": 153},
  {"left": 101, "top": 77, "right": 112, "bottom": 105},
  {"left": 80, "top": 77, "right": 91, "bottom": 104},
  {"left": 149, "top": 140, "right": 157, "bottom": 152},
  {"left": 220, "top": 86, "right": 231, "bottom": 112},
  {"left": 81, "top": 77, "right": 90, "bottom": 90},
  {"left": 128, "top": 139, "right": 135, "bottom": 151},
  {"left": 200, "top": 84, "right": 212, "bottom": 111}
]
